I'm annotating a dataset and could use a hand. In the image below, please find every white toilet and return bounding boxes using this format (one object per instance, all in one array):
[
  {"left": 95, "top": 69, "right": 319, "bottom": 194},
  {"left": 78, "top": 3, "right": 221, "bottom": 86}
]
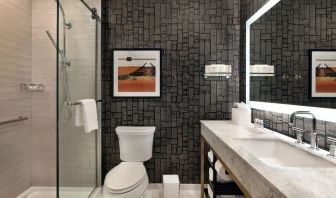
[{"left": 103, "top": 126, "right": 156, "bottom": 198}]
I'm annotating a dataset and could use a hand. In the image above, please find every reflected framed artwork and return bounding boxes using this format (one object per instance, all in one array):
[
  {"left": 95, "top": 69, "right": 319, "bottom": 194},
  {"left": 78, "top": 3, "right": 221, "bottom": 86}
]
[
  {"left": 112, "top": 49, "right": 162, "bottom": 97},
  {"left": 309, "top": 49, "right": 336, "bottom": 98}
]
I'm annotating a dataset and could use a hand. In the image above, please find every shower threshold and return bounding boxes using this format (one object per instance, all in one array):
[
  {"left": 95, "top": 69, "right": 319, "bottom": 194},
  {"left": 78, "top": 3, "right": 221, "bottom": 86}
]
[{"left": 17, "top": 186, "right": 99, "bottom": 198}]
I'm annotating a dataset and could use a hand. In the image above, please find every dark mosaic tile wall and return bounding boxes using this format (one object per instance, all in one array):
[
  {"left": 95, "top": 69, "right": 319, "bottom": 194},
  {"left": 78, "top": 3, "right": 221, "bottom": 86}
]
[
  {"left": 252, "top": 108, "right": 336, "bottom": 150},
  {"left": 101, "top": 0, "right": 240, "bottom": 183},
  {"left": 250, "top": 0, "right": 336, "bottom": 108}
]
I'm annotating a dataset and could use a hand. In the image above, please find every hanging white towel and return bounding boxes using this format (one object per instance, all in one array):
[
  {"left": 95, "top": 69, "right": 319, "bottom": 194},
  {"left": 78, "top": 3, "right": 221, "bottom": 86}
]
[
  {"left": 75, "top": 99, "right": 98, "bottom": 133},
  {"left": 75, "top": 104, "right": 84, "bottom": 127}
]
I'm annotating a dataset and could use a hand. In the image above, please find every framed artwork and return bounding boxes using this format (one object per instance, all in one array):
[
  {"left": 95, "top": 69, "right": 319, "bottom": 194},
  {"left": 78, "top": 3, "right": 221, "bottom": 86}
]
[
  {"left": 309, "top": 49, "right": 336, "bottom": 98},
  {"left": 112, "top": 49, "right": 162, "bottom": 97}
]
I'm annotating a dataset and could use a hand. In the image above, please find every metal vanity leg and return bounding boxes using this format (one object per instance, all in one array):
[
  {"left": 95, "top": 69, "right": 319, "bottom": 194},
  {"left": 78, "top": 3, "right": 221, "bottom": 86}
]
[{"left": 201, "top": 137, "right": 204, "bottom": 198}]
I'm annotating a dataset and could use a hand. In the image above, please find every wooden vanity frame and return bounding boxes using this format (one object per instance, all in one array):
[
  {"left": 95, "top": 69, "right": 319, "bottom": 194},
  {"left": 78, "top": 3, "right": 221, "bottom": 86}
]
[{"left": 200, "top": 136, "right": 252, "bottom": 198}]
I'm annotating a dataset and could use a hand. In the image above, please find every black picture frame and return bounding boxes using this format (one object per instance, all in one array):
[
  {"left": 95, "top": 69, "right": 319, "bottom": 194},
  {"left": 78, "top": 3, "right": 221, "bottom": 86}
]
[
  {"left": 309, "top": 49, "right": 336, "bottom": 99},
  {"left": 111, "top": 48, "right": 163, "bottom": 98}
]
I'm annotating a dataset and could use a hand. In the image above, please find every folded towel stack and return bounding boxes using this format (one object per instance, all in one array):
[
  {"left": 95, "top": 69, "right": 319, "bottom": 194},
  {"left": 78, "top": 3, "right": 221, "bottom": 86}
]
[
  {"left": 250, "top": 64, "right": 275, "bottom": 76},
  {"left": 205, "top": 64, "right": 231, "bottom": 73}
]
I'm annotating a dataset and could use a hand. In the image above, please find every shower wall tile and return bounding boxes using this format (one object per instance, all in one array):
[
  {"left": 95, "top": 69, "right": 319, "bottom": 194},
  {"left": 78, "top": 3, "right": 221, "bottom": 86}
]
[
  {"left": 31, "top": 86, "right": 56, "bottom": 186},
  {"left": 0, "top": 0, "right": 32, "bottom": 197},
  {"left": 102, "top": 0, "right": 240, "bottom": 183},
  {"left": 31, "top": 0, "right": 57, "bottom": 186}
]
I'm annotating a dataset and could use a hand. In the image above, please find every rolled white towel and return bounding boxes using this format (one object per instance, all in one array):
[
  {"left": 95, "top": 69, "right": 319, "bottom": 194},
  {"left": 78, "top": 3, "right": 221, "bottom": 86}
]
[
  {"left": 215, "top": 161, "right": 232, "bottom": 182},
  {"left": 207, "top": 150, "right": 214, "bottom": 162},
  {"left": 209, "top": 168, "right": 214, "bottom": 181},
  {"left": 208, "top": 186, "right": 214, "bottom": 198}
]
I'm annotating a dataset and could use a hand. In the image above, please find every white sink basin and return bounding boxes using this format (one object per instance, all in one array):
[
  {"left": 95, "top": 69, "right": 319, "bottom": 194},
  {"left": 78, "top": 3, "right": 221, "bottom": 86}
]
[{"left": 235, "top": 138, "right": 336, "bottom": 168}]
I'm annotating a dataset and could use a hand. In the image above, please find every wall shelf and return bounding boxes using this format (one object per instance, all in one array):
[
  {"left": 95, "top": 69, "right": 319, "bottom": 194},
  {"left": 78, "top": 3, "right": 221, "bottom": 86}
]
[{"left": 20, "top": 83, "right": 44, "bottom": 92}]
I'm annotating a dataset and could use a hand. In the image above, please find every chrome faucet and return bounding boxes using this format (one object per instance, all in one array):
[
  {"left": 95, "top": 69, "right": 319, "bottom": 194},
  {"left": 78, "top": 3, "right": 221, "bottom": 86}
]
[{"left": 289, "top": 111, "right": 319, "bottom": 149}]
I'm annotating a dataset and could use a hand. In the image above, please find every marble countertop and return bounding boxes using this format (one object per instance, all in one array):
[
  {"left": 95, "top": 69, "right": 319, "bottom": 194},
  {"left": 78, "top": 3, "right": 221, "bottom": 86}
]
[{"left": 201, "top": 120, "right": 336, "bottom": 198}]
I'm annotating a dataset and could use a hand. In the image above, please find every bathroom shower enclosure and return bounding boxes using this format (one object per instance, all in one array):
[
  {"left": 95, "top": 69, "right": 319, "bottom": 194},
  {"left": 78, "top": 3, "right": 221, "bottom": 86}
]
[
  {"left": 56, "top": 0, "right": 101, "bottom": 197},
  {"left": 0, "top": 0, "right": 101, "bottom": 197}
]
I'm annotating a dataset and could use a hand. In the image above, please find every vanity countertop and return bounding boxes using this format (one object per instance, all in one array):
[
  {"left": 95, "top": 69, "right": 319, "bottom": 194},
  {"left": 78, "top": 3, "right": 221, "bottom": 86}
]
[{"left": 201, "top": 120, "right": 336, "bottom": 198}]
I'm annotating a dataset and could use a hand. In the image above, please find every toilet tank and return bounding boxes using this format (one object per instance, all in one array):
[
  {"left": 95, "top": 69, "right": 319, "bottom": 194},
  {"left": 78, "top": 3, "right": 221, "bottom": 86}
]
[{"left": 116, "top": 126, "right": 156, "bottom": 162}]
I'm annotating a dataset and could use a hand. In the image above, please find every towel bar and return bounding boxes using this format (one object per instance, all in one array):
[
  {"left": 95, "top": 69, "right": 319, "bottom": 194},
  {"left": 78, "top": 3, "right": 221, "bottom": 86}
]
[
  {"left": 65, "top": 99, "right": 102, "bottom": 106},
  {"left": 0, "top": 116, "right": 29, "bottom": 125}
]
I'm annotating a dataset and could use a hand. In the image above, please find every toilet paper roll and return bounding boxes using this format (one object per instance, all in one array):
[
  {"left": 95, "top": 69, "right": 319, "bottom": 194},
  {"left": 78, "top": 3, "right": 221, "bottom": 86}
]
[
  {"left": 215, "top": 161, "right": 232, "bottom": 182},
  {"left": 207, "top": 150, "right": 214, "bottom": 162},
  {"left": 209, "top": 168, "right": 230, "bottom": 183}
]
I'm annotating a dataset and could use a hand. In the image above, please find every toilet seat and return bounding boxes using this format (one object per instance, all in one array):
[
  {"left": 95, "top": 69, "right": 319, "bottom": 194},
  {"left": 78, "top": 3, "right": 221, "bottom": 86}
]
[
  {"left": 104, "top": 162, "right": 147, "bottom": 194},
  {"left": 103, "top": 176, "right": 148, "bottom": 198}
]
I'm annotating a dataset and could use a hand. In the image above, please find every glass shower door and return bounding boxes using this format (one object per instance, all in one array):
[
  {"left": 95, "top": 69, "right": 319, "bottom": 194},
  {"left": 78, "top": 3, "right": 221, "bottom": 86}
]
[{"left": 57, "top": 0, "right": 101, "bottom": 197}]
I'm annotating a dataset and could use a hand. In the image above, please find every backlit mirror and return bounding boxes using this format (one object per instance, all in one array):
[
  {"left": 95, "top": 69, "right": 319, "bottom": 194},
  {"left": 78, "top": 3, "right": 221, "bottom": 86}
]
[{"left": 250, "top": 0, "right": 336, "bottom": 109}]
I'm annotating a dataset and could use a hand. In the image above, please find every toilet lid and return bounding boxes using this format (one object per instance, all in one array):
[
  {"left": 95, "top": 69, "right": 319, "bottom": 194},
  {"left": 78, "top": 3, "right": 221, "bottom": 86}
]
[{"left": 104, "top": 162, "right": 147, "bottom": 192}]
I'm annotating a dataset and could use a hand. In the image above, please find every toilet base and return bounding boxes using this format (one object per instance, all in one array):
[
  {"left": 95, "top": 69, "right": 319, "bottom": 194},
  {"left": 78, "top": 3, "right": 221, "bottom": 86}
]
[{"left": 103, "top": 175, "right": 149, "bottom": 198}]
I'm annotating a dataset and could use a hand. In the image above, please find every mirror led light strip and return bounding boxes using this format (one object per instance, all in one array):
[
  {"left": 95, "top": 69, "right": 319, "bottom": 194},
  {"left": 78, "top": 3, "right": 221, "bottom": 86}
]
[{"left": 246, "top": 0, "right": 281, "bottom": 104}]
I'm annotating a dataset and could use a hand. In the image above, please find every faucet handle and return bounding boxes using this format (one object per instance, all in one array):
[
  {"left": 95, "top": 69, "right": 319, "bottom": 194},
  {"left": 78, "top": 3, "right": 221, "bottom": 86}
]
[
  {"left": 292, "top": 127, "right": 305, "bottom": 144},
  {"left": 254, "top": 118, "right": 264, "bottom": 128},
  {"left": 327, "top": 137, "right": 336, "bottom": 158},
  {"left": 309, "top": 132, "right": 319, "bottom": 150}
]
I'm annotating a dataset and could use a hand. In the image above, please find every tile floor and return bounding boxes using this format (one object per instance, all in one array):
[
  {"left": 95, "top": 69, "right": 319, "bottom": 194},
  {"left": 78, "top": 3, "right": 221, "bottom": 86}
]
[
  {"left": 93, "top": 187, "right": 200, "bottom": 198},
  {"left": 94, "top": 187, "right": 243, "bottom": 198},
  {"left": 18, "top": 186, "right": 243, "bottom": 198}
]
